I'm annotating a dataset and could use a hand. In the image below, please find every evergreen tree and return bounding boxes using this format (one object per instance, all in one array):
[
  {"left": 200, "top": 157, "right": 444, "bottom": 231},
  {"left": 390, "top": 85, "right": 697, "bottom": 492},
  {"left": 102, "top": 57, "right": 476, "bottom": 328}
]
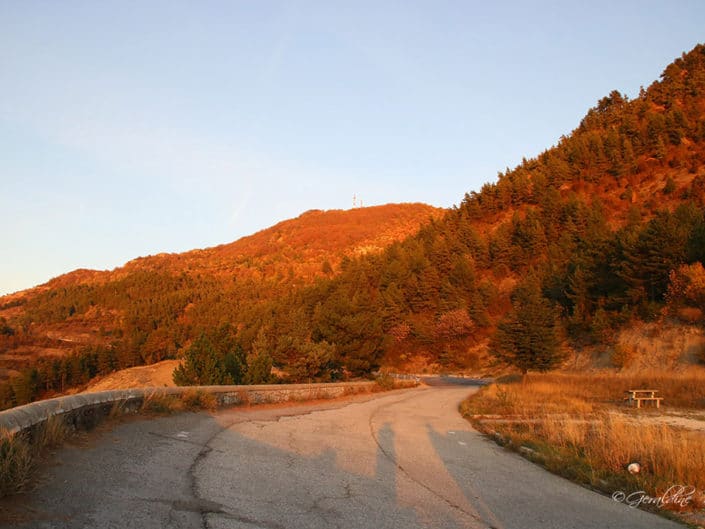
[
  {"left": 289, "top": 340, "right": 337, "bottom": 382},
  {"left": 244, "top": 328, "right": 275, "bottom": 384},
  {"left": 173, "top": 328, "right": 245, "bottom": 386},
  {"left": 244, "top": 352, "right": 274, "bottom": 384},
  {"left": 490, "top": 279, "right": 565, "bottom": 374},
  {"left": 688, "top": 211, "right": 705, "bottom": 263},
  {"left": 312, "top": 287, "right": 385, "bottom": 377},
  {"left": 619, "top": 204, "right": 700, "bottom": 305}
]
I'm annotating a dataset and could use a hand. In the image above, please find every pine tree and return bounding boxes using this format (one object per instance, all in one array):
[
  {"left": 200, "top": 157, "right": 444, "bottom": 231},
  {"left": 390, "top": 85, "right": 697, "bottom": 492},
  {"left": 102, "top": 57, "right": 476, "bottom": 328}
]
[
  {"left": 289, "top": 340, "right": 337, "bottom": 382},
  {"left": 490, "top": 279, "right": 565, "bottom": 374},
  {"left": 619, "top": 204, "right": 700, "bottom": 304},
  {"left": 244, "top": 328, "right": 274, "bottom": 384},
  {"left": 173, "top": 328, "right": 245, "bottom": 386}
]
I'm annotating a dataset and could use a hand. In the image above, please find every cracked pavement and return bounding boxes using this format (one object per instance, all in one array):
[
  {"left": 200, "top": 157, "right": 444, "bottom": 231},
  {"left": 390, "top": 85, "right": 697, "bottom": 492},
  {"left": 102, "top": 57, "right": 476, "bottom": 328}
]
[{"left": 0, "top": 386, "right": 684, "bottom": 528}]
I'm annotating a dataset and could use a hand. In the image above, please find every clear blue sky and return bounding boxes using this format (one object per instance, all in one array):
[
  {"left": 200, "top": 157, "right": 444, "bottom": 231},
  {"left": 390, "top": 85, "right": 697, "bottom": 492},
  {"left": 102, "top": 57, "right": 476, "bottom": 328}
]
[{"left": 2, "top": 1, "right": 705, "bottom": 295}]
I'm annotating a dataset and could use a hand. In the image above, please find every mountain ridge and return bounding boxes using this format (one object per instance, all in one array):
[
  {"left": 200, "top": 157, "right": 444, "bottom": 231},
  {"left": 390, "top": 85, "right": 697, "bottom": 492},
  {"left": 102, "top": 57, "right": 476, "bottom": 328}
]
[{"left": 2, "top": 202, "right": 443, "bottom": 295}]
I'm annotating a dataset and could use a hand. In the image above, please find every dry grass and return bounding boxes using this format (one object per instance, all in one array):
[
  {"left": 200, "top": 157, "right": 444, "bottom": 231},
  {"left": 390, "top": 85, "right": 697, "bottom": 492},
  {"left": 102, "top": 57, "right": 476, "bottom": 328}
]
[
  {"left": 139, "top": 389, "right": 219, "bottom": 415},
  {"left": 462, "top": 370, "right": 705, "bottom": 514},
  {"left": 483, "top": 369, "right": 705, "bottom": 410},
  {"left": 32, "top": 416, "right": 69, "bottom": 449},
  {"left": 180, "top": 389, "right": 218, "bottom": 411},
  {"left": 0, "top": 429, "right": 34, "bottom": 498},
  {"left": 84, "top": 359, "right": 181, "bottom": 392},
  {"left": 0, "top": 416, "right": 70, "bottom": 499},
  {"left": 138, "top": 392, "right": 186, "bottom": 414}
]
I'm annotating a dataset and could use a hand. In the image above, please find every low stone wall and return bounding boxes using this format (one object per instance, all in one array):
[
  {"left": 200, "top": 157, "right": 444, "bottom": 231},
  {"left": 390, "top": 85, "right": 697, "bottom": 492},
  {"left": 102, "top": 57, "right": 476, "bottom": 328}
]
[{"left": 0, "top": 381, "right": 382, "bottom": 436}]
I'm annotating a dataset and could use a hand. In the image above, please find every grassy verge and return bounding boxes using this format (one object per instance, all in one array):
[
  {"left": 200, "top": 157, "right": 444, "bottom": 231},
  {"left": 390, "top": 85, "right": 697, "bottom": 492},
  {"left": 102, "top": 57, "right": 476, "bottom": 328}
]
[{"left": 461, "top": 371, "right": 705, "bottom": 519}]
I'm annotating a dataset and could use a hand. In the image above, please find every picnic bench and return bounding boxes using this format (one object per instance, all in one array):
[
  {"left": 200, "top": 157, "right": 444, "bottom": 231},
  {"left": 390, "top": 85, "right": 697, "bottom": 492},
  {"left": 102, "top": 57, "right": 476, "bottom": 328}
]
[{"left": 624, "top": 389, "right": 664, "bottom": 409}]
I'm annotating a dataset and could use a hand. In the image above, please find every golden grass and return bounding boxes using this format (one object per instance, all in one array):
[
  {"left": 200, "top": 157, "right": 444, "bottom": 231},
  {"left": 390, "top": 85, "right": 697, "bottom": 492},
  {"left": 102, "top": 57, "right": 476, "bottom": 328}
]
[
  {"left": 138, "top": 392, "right": 186, "bottom": 414},
  {"left": 34, "top": 416, "right": 69, "bottom": 449},
  {"left": 462, "top": 370, "right": 705, "bottom": 513},
  {"left": 0, "top": 416, "right": 70, "bottom": 499},
  {"left": 486, "top": 369, "right": 705, "bottom": 410},
  {"left": 0, "top": 429, "right": 33, "bottom": 498},
  {"left": 180, "top": 389, "right": 218, "bottom": 411},
  {"left": 139, "top": 389, "right": 219, "bottom": 414}
]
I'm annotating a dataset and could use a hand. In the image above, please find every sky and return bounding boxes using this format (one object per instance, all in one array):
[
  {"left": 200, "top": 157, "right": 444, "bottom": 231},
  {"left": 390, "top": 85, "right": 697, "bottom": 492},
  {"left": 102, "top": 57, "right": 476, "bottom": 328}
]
[{"left": 2, "top": 1, "right": 705, "bottom": 296}]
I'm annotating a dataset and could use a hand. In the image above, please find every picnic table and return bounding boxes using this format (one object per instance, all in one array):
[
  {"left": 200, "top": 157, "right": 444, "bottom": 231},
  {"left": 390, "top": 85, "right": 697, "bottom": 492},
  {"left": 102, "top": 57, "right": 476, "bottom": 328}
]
[{"left": 624, "top": 389, "right": 663, "bottom": 409}]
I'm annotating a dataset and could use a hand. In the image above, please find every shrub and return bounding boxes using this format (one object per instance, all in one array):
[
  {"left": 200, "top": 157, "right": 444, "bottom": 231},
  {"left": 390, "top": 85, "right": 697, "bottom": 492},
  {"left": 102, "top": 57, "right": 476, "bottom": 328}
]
[
  {"left": 375, "top": 373, "right": 396, "bottom": 391},
  {"left": 181, "top": 389, "right": 218, "bottom": 411},
  {"left": 140, "top": 393, "right": 185, "bottom": 414}
]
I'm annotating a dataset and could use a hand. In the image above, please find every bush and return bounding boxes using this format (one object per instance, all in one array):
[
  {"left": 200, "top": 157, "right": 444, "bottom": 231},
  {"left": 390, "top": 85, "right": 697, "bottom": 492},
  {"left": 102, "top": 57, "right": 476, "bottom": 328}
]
[
  {"left": 140, "top": 393, "right": 185, "bottom": 414},
  {"left": 181, "top": 389, "right": 218, "bottom": 411},
  {"left": 375, "top": 373, "right": 396, "bottom": 391}
]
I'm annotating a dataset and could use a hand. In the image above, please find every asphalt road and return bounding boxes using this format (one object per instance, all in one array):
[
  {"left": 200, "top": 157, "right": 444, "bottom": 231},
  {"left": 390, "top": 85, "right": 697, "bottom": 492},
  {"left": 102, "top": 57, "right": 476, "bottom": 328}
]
[{"left": 1, "top": 386, "right": 683, "bottom": 529}]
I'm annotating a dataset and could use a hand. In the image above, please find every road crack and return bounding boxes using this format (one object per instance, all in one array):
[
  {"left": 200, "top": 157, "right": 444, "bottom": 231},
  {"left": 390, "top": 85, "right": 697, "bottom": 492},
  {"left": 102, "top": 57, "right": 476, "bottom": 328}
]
[
  {"left": 185, "top": 415, "right": 294, "bottom": 529},
  {"left": 143, "top": 497, "right": 285, "bottom": 529},
  {"left": 184, "top": 418, "right": 237, "bottom": 529}
]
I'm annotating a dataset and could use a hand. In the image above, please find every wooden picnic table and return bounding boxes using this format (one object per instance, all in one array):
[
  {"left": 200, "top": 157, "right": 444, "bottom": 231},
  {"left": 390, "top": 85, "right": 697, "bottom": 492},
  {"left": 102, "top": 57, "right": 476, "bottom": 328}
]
[{"left": 624, "top": 389, "right": 663, "bottom": 409}]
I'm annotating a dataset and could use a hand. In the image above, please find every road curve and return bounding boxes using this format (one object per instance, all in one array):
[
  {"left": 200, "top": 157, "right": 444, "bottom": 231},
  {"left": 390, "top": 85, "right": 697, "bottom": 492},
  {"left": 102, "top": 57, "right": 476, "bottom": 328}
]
[{"left": 1, "top": 386, "right": 682, "bottom": 529}]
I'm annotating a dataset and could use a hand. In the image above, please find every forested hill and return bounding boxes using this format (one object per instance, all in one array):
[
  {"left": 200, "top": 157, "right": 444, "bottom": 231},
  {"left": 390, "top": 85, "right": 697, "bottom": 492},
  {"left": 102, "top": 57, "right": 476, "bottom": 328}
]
[
  {"left": 0, "top": 203, "right": 442, "bottom": 406},
  {"left": 239, "top": 44, "right": 705, "bottom": 376},
  {"left": 25, "top": 202, "right": 443, "bottom": 290},
  {"left": 2, "top": 44, "right": 705, "bottom": 407}
]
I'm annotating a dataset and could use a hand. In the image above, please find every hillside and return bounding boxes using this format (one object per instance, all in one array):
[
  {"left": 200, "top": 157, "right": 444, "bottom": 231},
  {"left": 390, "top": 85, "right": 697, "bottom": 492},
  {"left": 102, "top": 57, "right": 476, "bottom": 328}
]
[
  {"left": 225, "top": 44, "right": 705, "bottom": 377},
  {"left": 0, "top": 203, "right": 442, "bottom": 405},
  {"left": 19, "top": 202, "right": 441, "bottom": 291},
  {"left": 2, "top": 44, "right": 705, "bottom": 406}
]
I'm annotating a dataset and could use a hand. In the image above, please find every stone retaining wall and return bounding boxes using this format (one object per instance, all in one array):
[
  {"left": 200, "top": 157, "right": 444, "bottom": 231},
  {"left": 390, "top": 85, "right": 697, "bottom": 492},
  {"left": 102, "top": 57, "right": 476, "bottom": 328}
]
[{"left": 0, "top": 381, "right": 382, "bottom": 436}]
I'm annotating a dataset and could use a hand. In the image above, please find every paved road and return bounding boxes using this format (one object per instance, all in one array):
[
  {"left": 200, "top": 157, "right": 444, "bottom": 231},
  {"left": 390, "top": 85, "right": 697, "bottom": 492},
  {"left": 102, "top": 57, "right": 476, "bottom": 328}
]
[{"left": 1, "top": 386, "right": 683, "bottom": 529}]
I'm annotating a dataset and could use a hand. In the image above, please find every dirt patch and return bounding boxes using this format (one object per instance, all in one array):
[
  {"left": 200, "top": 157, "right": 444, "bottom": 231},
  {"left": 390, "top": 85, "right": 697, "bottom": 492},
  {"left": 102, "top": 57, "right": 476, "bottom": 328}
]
[
  {"left": 84, "top": 360, "right": 182, "bottom": 392},
  {"left": 618, "top": 410, "right": 705, "bottom": 433}
]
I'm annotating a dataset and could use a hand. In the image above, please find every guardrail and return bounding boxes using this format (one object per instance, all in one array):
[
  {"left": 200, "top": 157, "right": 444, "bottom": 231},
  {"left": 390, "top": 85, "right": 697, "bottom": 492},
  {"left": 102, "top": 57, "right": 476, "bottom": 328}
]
[{"left": 0, "top": 381, "right": 383, "bottom": 436}]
